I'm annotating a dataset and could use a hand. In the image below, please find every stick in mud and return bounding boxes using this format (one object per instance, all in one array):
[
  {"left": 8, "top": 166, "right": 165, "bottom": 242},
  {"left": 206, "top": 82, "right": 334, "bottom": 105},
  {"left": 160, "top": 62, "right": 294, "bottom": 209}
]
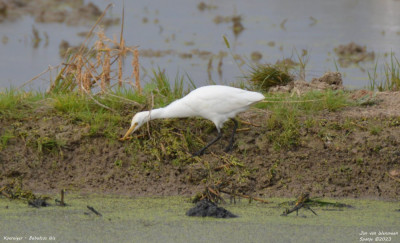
[
  {"left": 0, "top": 186, "right": 11, "bottom": 199},
  {"left": 281, "top": 193, "right": 317, "bottom": 216},
  {"left": 87, "top": 205, "right": 102, "bottom": 216},
  {"left": 55, "top": 189, "right": 66, "bottom": 206}
]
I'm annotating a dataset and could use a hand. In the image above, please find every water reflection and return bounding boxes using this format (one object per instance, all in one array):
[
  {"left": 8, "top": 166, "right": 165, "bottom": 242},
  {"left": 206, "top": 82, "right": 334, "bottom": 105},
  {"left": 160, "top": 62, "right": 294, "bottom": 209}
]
[{"left": 0, "top": 0, "right": 400, "bottom": 90}]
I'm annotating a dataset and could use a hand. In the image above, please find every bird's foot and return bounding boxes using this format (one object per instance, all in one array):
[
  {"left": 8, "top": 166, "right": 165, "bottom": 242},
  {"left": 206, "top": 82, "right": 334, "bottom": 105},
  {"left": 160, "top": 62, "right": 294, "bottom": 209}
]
[
  {"left": 192, "top": 149, "right": 205, "bottom": 157},
  {"left": 224, "top": 144, "right": 234, "bottom": 153},
  {"left": 223, "top": 147, "right": 232, "bottom": 153}
]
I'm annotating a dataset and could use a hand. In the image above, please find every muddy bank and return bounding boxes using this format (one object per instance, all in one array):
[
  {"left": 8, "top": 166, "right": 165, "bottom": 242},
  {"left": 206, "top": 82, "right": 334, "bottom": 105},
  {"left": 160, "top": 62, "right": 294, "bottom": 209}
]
[{"left": 1, "top": 91, "right": 400, "bottom": 199}]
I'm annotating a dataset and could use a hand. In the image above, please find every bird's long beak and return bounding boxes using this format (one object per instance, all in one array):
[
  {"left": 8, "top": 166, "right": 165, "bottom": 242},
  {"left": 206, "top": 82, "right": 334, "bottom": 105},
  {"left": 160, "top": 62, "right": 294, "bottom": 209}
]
[{"left": 121, "top": 124, "right": 137, "bottom": 141}]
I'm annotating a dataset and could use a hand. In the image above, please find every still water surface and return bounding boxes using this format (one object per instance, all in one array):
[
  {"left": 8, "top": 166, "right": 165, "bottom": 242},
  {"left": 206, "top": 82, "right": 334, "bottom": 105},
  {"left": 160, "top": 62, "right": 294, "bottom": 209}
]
[
  {"left": 1, "top": 0, "right": 400, "bottom": 90},
  {"left": 1, "top": 195, "right": 399, "bottom": 243}
]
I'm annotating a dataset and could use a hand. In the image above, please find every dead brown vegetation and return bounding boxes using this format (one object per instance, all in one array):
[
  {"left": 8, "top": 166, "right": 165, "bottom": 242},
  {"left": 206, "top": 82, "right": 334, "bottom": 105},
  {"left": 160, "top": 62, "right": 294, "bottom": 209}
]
[{"left": 49, "top": 4, "right": 141, "bottom": 94}]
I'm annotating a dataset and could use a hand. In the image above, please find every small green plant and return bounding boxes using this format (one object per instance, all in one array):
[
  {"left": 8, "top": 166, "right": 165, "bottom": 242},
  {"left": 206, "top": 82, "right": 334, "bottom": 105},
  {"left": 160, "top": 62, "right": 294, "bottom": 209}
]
[
  {"left": 266, "top": 105, "right": 300, "bottom": 150},
  {"left": 370, "top": 125, "right": 382, "bottom": 135},
  {"left": 367, "top": 59, "right": 379, "bottom": 91},
  {"left": 356, "top": 157, "right": 364, "bottom": 165},
  {"left": 367, "top": 52, "right": 400, "bottom": 91},
  {"left": 294, "top": 48, "right": 310, "bottom": 80},
  {"left": 114, "top": 159, "right": 123, "bottom": 167},
  {"left": 0, "top": 130, "right": 15, "bottom": 150},
  {"left": 36, "top": 137, "right": 65, "bottom": 154},
  {"left": 382, "top": 52, "right": 400, "bottom": 91}
]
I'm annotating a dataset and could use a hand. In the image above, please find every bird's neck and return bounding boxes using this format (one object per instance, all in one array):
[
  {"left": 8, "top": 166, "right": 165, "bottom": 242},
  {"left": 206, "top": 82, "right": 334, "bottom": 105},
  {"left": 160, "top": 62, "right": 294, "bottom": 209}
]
[
  {"left": 148, "top": 101, "right": 193, "bottom": 120},
  {"left": 147, "top": 108, "right": 167, "bottom": 120}
]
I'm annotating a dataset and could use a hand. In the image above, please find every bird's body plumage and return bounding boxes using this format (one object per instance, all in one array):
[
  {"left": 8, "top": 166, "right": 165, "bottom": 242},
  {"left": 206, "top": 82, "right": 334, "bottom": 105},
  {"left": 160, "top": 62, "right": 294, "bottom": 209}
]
[
  {"left": 122, "top": 85, "right": 265, "bottom": 155},
  {"left": 150, "top": 85, "right": 264, "bottom": 130}
]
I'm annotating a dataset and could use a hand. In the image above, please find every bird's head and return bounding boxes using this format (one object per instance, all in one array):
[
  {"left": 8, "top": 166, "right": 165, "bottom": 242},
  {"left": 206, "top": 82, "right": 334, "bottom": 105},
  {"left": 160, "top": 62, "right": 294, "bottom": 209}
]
[{"left": 121, "top": 111, "right": 151, "bottom": 140}]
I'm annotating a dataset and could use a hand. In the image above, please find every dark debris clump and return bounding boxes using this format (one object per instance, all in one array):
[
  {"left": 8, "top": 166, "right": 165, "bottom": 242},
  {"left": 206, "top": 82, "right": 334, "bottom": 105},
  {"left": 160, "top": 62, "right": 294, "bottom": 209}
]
[
  {"left": 28, "top": 198, "right": 49, "bottom": 208},
  {"left": 186, "top": 199, "right": 237, "bottom": 218}
]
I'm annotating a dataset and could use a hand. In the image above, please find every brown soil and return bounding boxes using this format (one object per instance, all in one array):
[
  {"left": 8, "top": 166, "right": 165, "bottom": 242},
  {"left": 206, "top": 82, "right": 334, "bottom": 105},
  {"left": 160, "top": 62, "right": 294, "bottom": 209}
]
[
  {"left": 1, "top": 91, "right": 400, "bottom": 200},
  {"left": 269, "top": 72, "right": 344, "bottom": 94}
]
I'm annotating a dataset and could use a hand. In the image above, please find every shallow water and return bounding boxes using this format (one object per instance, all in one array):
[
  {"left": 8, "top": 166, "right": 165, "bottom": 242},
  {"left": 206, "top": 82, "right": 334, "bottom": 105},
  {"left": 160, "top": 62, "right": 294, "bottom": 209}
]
[
  {"left": 1, "top": 195, "right": 399, "bottom": 243},
  {"left": 1, "top": 0, "right": 400, "bottom": 90}
]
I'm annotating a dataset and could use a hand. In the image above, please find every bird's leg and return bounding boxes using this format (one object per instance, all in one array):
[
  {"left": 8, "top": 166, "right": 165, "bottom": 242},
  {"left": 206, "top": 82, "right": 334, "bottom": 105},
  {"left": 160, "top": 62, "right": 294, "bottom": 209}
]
[
  {"left": 193, "top": 131, "right": 222, "bottom": 157},
  {"left": 224, "top": 118, "right": 238, "bottom": 152}
]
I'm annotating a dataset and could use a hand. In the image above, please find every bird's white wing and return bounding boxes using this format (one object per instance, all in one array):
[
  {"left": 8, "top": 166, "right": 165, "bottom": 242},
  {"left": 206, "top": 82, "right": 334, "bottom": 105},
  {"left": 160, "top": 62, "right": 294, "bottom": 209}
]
[{"left": 182, "top": 85, "right": 264, "bottom": 119}]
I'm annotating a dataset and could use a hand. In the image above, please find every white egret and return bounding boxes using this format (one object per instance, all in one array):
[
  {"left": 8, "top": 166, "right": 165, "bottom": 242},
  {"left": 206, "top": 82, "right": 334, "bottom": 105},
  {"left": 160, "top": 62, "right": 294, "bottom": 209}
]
[{"left": 121, "top": 85, "right": 265, "bottom": 156}]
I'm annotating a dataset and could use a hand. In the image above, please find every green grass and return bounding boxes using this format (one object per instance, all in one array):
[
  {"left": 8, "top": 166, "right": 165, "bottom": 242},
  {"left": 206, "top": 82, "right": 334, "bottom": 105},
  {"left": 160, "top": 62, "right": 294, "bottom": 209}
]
[
  {"left": 0, "top": 89, "right": 43, "bottom": 116},
  {"left": 256, "top": 89, "right": 351, "bottom": 113},
  {"left": 0, "top": 129, "right": 15, "bottom": 151},
  {"left": 1, "top": 70, "right": 356, "bottom": 153},
  {"left": 247, "top": 63, "right": 294, "bottom": 92},
  {"left": 368, "top": 52, "right": 400, "bottom": 91},
  {"left": 36, "top": 136, "right": 66, "bottom": 154},
  {"left": 255, "top": 89, "right": 351, "bottom": 149},
  {"left": 0, "top": 69, "right": 200, "bottom": 158},
  {"left": 147, "top": 68, "right": 196, "bottom": 106}
]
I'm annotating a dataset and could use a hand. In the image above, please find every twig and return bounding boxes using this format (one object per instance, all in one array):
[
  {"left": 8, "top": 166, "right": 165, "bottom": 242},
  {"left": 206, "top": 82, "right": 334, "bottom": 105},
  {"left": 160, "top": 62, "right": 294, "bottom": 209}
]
[
  {"left": 306, "top": 205, "right": 318, "bottom": 215},
  {"left": 0, "top": 186, "right": 6, "bottom": 193},
  {"left": 238, "top": 119, "right": 260, "bottom": 127},
  {"left": 145, "top": 93, "right": 154, "bottom": 138},
  {"left": 1, "top": 190, "right": 11, "bottom": 199},
  {"left": 281, "top": 193, "right": 317, "bottom": 216},
  {"left": 56, "top": 189, "right": 66, "bottom": 206},
  {"left": 350, "top": 121, "right": 367, "bottom": 130},
  {"left": 387, "top": 172, "right": 400, "bottom": 183},
  {"left": 0, "top": 186, "right": 11, "bottom": 198},
  {"left": 104, "top": 92, "right": 143, "bottom": 107},
  {"left": 78, "top": 3, "right": 113, "bottom": 54},
  {"left": 81, "top": 85, "right": 116, "bottom": 112},
  {"left": 87, "top": 205, "right": 102, "bottom": 216},
  {"left": 18, "top": 65, "right": 59, "bottom": 89},
  {"left": 260, "top": 98, "right": 324, "bottom": 104},
  {"left": 78, "top": 60, "right": 116, "bottom": 112},
  {"left": 219, "top": 190, "right": 270, "bottom": 203}
]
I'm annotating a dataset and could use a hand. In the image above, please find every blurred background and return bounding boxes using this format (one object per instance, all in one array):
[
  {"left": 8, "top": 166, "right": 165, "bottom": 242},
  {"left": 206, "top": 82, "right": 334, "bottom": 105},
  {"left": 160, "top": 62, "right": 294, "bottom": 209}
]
[{"left": 1, "top": 0, "right": 400, "bottom": 90}]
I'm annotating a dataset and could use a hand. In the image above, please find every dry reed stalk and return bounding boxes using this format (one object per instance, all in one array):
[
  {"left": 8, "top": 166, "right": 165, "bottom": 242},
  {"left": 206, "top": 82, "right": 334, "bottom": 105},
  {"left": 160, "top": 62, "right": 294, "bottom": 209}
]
[
  {"left": 76, "top": 55, "right": 83, "bottom": 93},
  {"left": 47, "top": 4, "right": 143, "bottom": 94},
  {"left": 118, "top": 38, "right": 125, "bottom": 87},
  {"left": 207, "top": 57, "right": 213, "bottom": 81},
  {"left": 133, "top": 48, "right": 141, "bottom": 94},
  {"left": 102, "top": 49, "right": 111, "bottom": 92},
  {"left": 63, "top": 4, "right": 111, "bottom": 94},
  {"left": 218, "top": 55, "right": 223, "bottom": 79},
  {"left": 83, "top": 71, "right": 91, "bottom": 91},
  {"left": 95, "top": 33, "right": 105, "bottom": 69},
  {"left": 77, "top": 3, "right": 113, "bottom": 54}
]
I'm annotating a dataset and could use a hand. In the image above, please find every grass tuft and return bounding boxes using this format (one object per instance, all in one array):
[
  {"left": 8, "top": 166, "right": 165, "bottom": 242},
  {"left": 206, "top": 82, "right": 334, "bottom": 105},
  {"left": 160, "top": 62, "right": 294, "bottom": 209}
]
[
  {"left": 368, "top": 52, "right": 400, "bottom": 91},
  {"left": 247, "top": 63, "right": 294, "bottom": 92}
]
